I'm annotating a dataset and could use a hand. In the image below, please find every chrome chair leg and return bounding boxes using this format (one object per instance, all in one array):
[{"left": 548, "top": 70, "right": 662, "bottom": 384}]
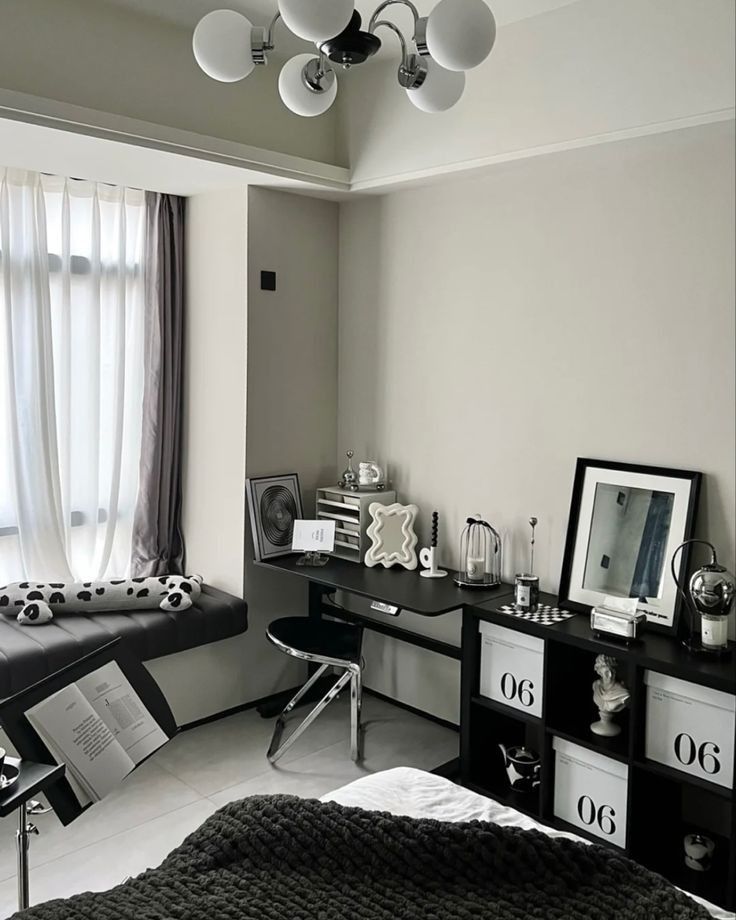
[
  {"left": 268, "top": 668, "right": 353, "bottom": 764},
  {"left": 350, "top": 665, "right": 363, "bottom": 762}
]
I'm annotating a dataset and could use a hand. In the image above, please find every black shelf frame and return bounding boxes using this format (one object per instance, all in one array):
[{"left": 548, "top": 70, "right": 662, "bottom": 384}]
[{"left": 461, "top": 594, "right": 736, "bottom": 911}]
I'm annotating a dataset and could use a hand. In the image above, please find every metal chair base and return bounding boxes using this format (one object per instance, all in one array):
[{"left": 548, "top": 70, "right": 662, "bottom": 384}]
[{"left": 267, "top": 662, "right": 363, "bottom": 764}]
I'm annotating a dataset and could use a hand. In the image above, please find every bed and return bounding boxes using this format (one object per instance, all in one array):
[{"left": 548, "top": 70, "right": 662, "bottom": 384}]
[
  {"left": 323, "top": 767, "right": 734, "bottom": 920},
  {"left": 15, "top": 767, "right": 733, "bottom": 919}
]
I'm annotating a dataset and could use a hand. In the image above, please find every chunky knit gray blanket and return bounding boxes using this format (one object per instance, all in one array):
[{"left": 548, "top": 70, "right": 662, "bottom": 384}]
[{"left": 15, "top": 795, "right": 709, "bottom": 919}]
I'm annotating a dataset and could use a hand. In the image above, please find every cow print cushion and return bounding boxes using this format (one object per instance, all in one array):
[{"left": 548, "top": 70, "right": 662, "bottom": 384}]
[
  {"left": 17, "top": 600, "right": 54, "bottom": 626},
  {"left": 0, "top": 575, "right": 203, "bottom": 626}
]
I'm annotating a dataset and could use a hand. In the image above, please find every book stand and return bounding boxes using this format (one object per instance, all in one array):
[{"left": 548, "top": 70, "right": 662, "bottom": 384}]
[{"left": 0, "top": 638, "right": 176, "bottom": 910}]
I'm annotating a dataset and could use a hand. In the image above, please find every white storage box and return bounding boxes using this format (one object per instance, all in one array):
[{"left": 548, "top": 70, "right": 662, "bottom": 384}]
[
  {"left": 644, "top": 671, "right": 735, "bottom": 789},
  {"left": 553, "top": 737, "right": 628, "bottom": 848},
  {"left": 478, "top": 622, "right": 544, "bottom": 719}
]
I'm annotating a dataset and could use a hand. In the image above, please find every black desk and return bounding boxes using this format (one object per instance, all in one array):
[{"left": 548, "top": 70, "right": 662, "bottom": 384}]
[
  {"left": 257, "top": 556, "right": 511, "bottom": 776},
  {"left": 257, "top": 555, "right": 511, "bottom": 660}
]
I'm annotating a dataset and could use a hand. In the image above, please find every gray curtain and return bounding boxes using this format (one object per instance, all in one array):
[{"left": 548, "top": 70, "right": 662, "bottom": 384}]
[{"left": 130, "top": 193, "right": 185, "bottom": 576}]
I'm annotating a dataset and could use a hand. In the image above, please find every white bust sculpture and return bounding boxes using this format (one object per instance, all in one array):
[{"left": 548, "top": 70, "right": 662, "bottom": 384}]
[{"left": 590, "top": 654, "right": 630, "bottom": 737}]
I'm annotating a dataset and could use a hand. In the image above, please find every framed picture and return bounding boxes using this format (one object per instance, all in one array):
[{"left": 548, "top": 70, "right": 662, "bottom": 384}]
[
  {"left": 559, "top": 458, "right": 701, "bottom": 633},
  {"left": 246, "top": 474, "right": 304, "bottom": 562}
]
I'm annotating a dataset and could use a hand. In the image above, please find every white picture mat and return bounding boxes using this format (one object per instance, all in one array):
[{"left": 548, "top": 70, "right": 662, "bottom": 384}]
[{"left": 569, "top": 467, "right": 693, "bottom": 627}]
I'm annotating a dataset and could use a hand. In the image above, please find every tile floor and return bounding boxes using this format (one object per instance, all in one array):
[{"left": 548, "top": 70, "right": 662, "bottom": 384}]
[{"left": 0, "top": 694, "right": 457, "bottom": 918}]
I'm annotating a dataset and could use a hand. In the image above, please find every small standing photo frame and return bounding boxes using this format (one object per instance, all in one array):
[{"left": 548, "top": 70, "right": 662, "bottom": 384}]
[
  {"left": 292, "top": 519, "right": 336, "bottom": 567},
  {"left": 246, "top": 473, "right": 303, "bottom": 562}
]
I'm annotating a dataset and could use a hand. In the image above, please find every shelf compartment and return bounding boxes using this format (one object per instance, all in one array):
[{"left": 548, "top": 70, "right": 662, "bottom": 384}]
[
  {"left": 545, "top": 725, "right": 628, "bottom": 764},
  {"left": 629, "top": 764, "right": 733, "bottom": 910},
  {"left": 466, "top": 702, "right": 544, "bottom": 819},
  {"left": 545, "top": 640, "right": 634, "bottom": 757},
  {"left": 633, "top": 758, "right": 733, "bottom": 799},
  {"left": 317, "top": 497, "right": 361, "bottom": 510},
  {"left": 471, "top": 695, "right": 542, "bottom": 726},
  {"left": 317, "top": 510, "right": 362, "bottom": 524},
  {"left": 551, "top": 736, "right": 629, "bottom": 849},
  {"left": 334, "top": 524, "right": 360, "bottom": 536}
]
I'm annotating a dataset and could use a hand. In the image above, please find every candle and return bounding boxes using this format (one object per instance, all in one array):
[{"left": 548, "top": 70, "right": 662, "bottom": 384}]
[
  {"left": 466, "top": 556, "right": 485, "bottom": 581},
  {"left": 701, "top": 614, "right": 729, "bottom": 649}
]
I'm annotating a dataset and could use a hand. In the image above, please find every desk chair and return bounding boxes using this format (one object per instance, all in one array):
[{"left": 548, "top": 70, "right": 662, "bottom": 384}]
[{"left": 265, "top": 617, "right": 364, "bottom": 763}]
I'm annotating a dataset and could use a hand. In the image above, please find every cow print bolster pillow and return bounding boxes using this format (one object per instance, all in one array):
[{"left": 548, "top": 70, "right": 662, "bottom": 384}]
[{"left": 0, "top": 575, "right": 203, "bottom": 626}]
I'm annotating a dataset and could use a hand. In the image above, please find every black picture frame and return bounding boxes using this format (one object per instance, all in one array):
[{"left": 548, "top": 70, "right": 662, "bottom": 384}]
[
  {"left": 246, "top": 473, "right": 304, "bottom": 562},
  {"left": 559, "top": 458, "right": 701, "bottom": 634}
]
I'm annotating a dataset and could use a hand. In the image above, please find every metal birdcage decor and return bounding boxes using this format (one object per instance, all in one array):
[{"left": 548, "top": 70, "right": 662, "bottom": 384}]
[{"left": 454, "top": 515, "right": 503, "bottom": 588}]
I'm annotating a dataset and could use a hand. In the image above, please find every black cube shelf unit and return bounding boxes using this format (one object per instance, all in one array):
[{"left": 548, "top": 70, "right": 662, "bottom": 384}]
[{"left": 461, "top": 591, "right": 736, "bottom": 911}]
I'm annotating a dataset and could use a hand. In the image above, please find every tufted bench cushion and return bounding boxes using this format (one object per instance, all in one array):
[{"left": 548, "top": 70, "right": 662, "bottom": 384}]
[{"left": 0, "top": 584, "right": 247, "bottom": 699}]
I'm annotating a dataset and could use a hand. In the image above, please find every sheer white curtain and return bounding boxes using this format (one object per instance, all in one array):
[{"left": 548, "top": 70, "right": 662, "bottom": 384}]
[{"left": 0, "top": 170, "right": 147, "bottom": 583}]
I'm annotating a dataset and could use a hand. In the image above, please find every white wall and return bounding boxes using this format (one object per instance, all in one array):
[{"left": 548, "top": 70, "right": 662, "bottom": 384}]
[
  {"left": 337, "top": 123, "right": 736, "bottom": 719},
  {"left": 0, "top": 0, "right": 342, "bottom": 168},
  {"left": 338, "top": 0, "right": 736, "bottom": 187}
]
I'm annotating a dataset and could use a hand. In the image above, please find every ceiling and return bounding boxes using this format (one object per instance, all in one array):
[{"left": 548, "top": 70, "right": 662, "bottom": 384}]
[{"left": 102, "top": 0, "right": 584, "bottom": 32}]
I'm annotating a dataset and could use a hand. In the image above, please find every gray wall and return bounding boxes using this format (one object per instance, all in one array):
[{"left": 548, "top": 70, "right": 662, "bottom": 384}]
[
  {"left": 337, "top": 123, "right": 736, "bottom": 721},
  {"left": 170, "top": 187, "right": 339, "bottom": 722},
  {"left": 244, "top": 188, "right": 340, "bottom": 697}
]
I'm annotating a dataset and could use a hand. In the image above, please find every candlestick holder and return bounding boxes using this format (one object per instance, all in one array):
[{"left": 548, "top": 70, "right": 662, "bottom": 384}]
[{"left": 420, "top": 511, "right": 448, "bottom": 578}]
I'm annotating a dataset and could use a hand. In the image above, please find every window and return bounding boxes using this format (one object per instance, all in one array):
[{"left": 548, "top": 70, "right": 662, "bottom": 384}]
[{"left": 0, "top": 171, "right": 147, "bottom": 583}]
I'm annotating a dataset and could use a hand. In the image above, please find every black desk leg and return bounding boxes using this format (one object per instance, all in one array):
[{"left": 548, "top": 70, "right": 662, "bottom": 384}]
[{"left": 308, "top": 581, "right": 326, "bottom": 676}]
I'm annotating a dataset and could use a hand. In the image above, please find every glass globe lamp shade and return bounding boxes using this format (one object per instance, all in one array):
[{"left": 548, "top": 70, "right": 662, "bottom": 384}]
[
  {"left": 406, "top": 58, "right": 465, "bottom": 113},
  {"left": 426, "top": 0, "right": 496, "bottom": 71},
  {"left": 277, "top": 0, "right": 354, "bottom": 43},
  {"left": 279, "top": 55, "right": 338, "bottom": 117},
  {"left": 193, "top": 10, "right": 254, "bottom": 82}
]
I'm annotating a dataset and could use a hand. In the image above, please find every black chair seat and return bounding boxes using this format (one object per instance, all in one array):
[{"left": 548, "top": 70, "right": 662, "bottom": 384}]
[{"left": 267, "top": 617, "right": 362, "bottom": 664}]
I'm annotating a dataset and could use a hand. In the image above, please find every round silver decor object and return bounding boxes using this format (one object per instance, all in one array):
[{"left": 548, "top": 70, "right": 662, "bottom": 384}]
[
  {"left": 338, "top": 449, "right": 358, "bottom": 489},
  {"left": 689, "top": 563, "right": 736, "bottom": 618}
]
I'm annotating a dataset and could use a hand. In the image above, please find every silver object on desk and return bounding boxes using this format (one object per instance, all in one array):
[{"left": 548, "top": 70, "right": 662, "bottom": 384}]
[
  {"left": 591, "top": 605, "right": 646, "bottom": 642},
  {"left": 338, "top": 449, "right": 358, "bottom": 490},
  {"left": 671, "top": 538, "right": 735, "bottom": 655}
]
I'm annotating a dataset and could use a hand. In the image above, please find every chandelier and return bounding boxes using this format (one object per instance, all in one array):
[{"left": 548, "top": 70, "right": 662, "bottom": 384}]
[{"left": 193, "top": 0, "right": 496, "bottom": 117}]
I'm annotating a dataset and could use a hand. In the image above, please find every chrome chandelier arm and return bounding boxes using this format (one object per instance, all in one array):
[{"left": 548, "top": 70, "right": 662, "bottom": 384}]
[
  {"left": 370, "top": 19, "right": 409, "bottom": 68},
  {"left": 368, "top": 0, "right": 420, "bottom": 32},
  {"left": 251, "top": 10, "right": 282, "bottom": 64},
  {"left": 372, "top": 18, "right": 428, "bottom": 89}
]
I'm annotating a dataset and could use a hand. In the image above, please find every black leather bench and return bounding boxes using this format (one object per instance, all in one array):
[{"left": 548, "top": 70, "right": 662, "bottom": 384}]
[{"left": 0, "top": 584, "right": 247, "bottom": 698}]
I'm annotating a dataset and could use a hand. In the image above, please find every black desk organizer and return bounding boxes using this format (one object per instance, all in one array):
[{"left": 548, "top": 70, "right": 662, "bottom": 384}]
[
  {"left": 461, "top": 591, "right": 736, "bottom": 911},
  {"left": 0, "top": 637, "right": 177, "bottom": 826}
]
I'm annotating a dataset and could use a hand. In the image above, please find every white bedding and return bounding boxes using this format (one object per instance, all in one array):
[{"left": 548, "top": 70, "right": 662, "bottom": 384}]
[{"left": 321, "top": 767, "right": 734, "bottom": 920}]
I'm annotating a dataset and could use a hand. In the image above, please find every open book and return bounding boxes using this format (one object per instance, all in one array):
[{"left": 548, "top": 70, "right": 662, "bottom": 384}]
[{"left": 25, "top": 661, "right": 169, "bottom": 807}]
